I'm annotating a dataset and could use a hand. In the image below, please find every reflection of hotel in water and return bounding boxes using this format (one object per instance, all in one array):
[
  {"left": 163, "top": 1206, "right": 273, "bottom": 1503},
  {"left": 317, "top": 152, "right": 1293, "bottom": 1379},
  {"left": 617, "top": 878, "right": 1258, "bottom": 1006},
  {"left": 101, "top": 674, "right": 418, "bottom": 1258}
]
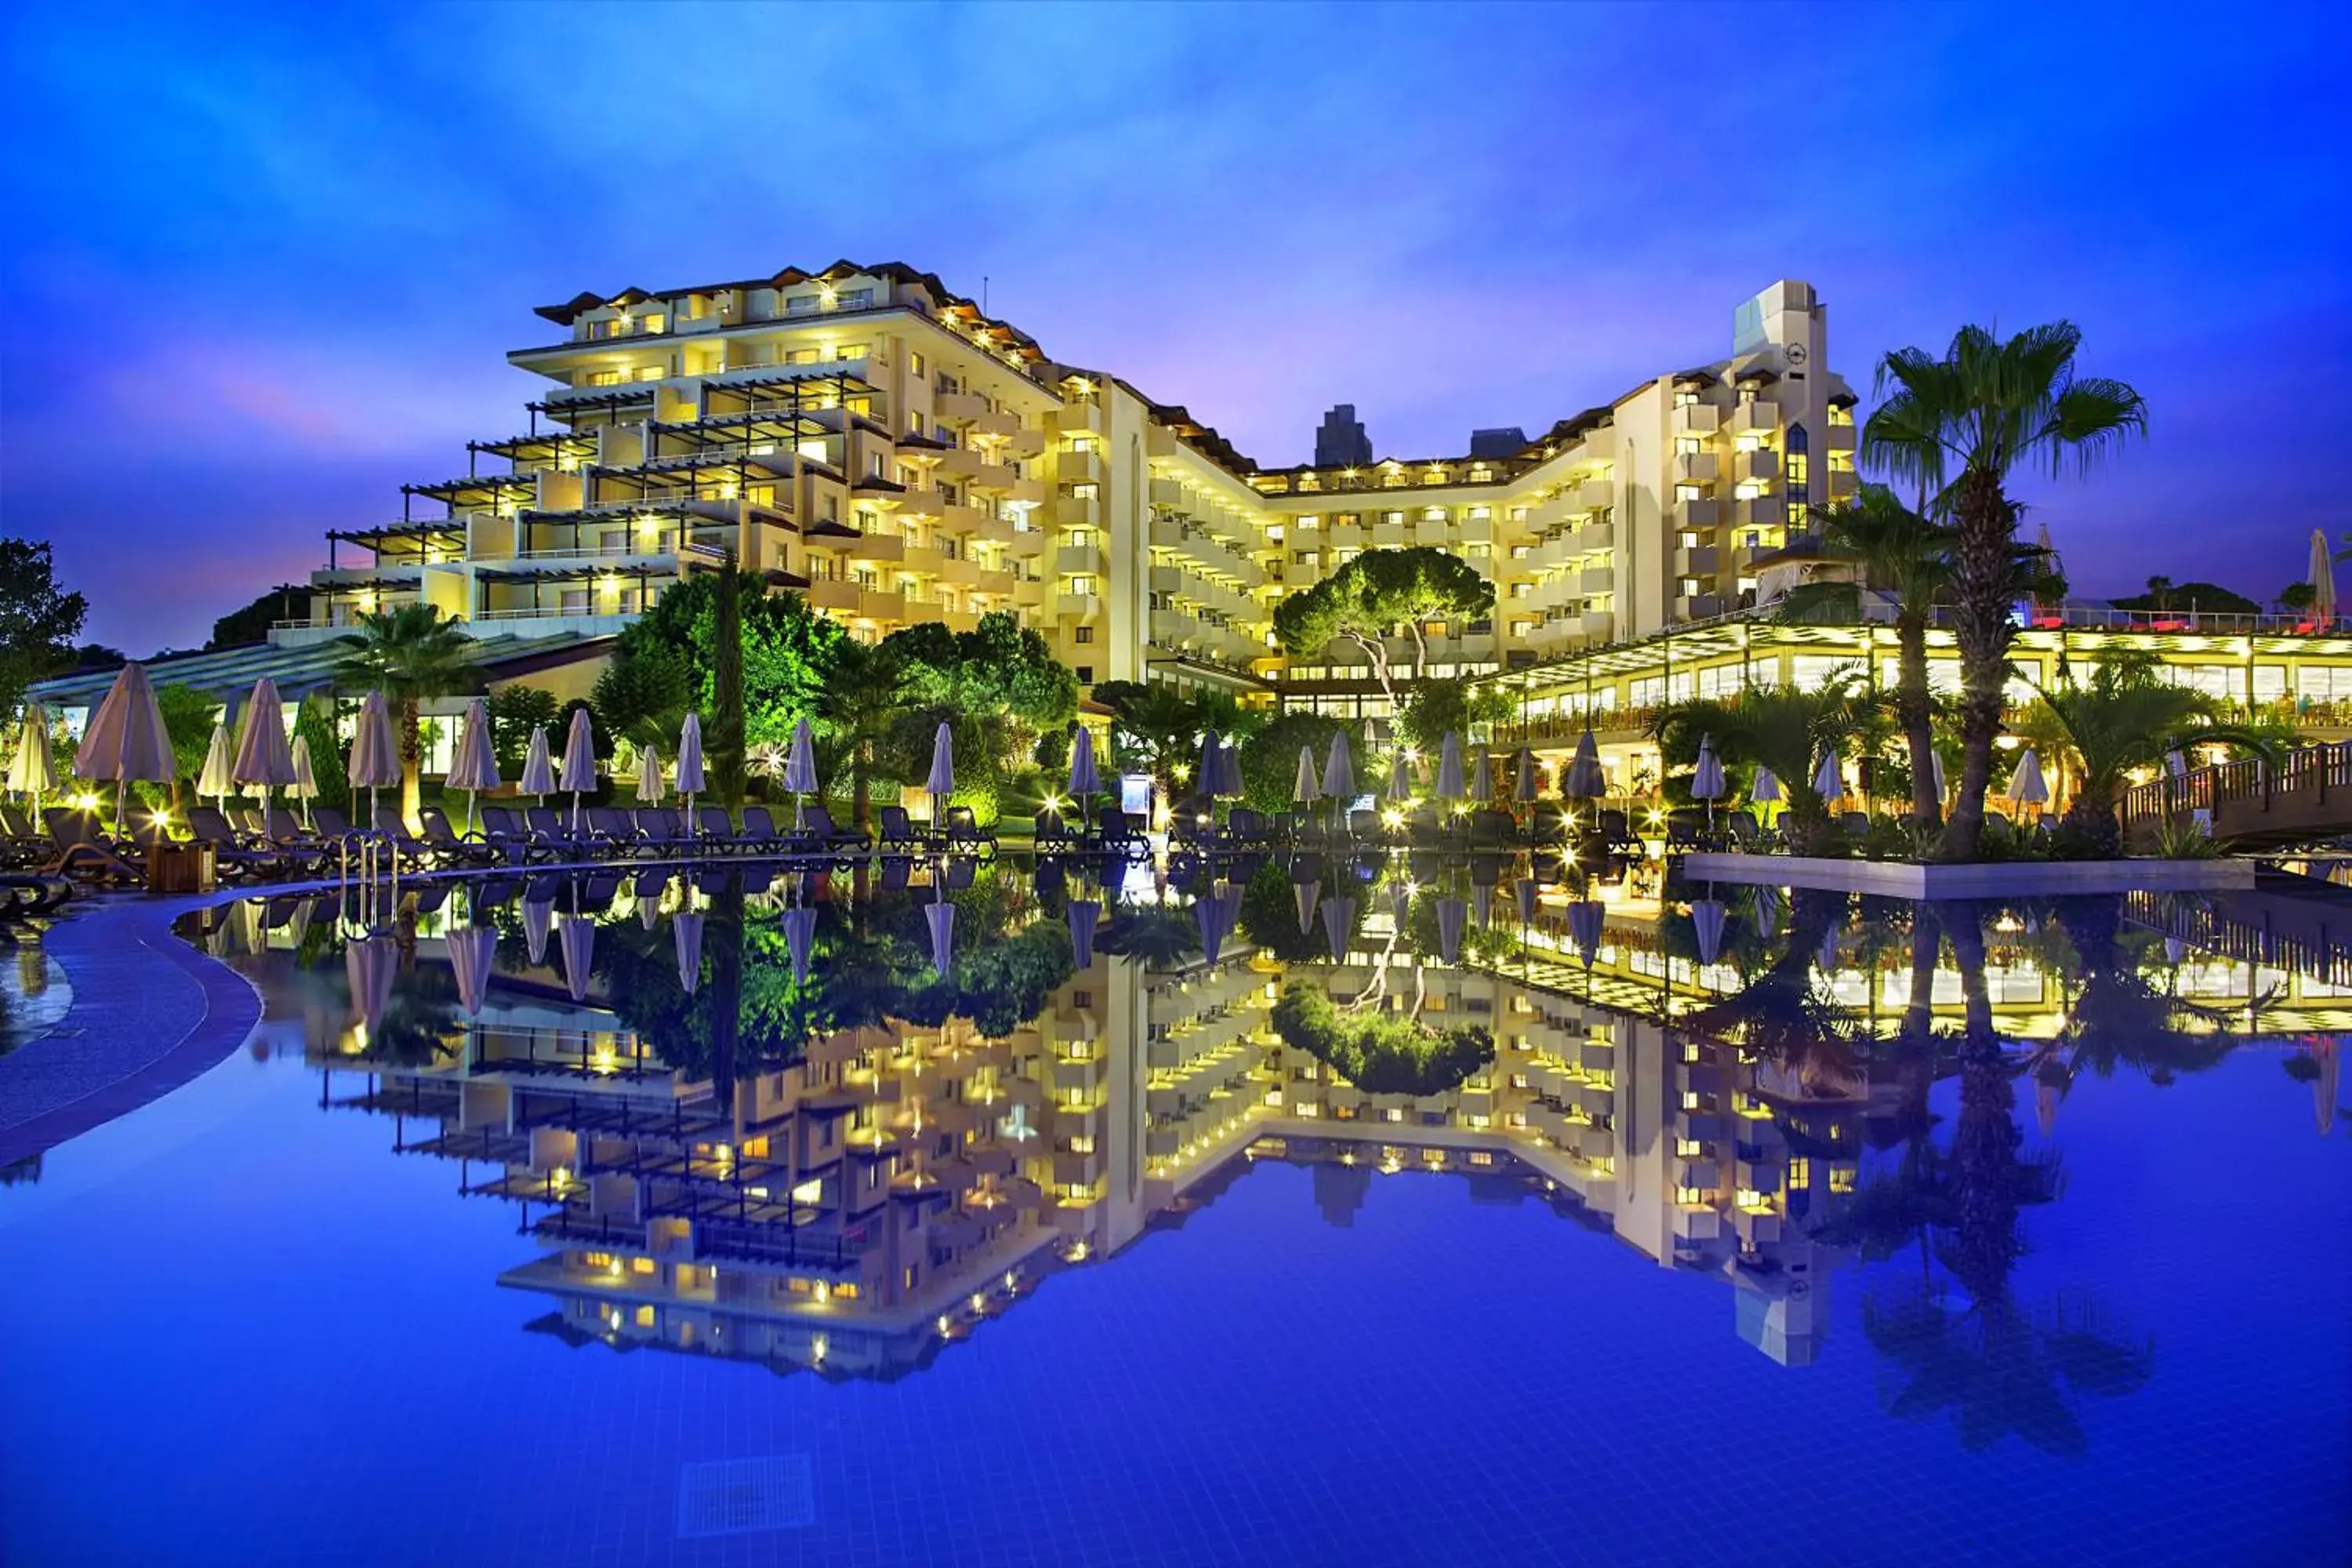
[{"left": 238, "top": 875, "right": 2347, "bottom": 1382}]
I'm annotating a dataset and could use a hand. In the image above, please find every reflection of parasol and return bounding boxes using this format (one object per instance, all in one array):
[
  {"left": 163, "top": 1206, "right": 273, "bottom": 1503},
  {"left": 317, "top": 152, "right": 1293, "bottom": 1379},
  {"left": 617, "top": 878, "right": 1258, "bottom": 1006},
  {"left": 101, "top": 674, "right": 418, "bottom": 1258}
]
[
  {"left": 447, "top": 924, "right": 497, "bottom": 1018},
  {"left": 1321, "top": 895, "right": 1356, "bottom": 963},
  {"left": 344, "top": 934, "right": 397, "bottom": 1040},
  {"left": 1067, "top": 899, "right": 1100, "bottom": 970},
  {"left": 559, "top": 914, "right": 596, "bottom": 1004},
  {"left": 1436, "top": 898, "right": 1466, "bottom": 964},
  {"left": 782, "top": 904, "right": 818, "bottom": 987},
  {"left": 672, "top": 908, "right": 704, "bottom": 996},
  {"left": 1691, "top": 898, "right": 1727, "bottom": 965}
]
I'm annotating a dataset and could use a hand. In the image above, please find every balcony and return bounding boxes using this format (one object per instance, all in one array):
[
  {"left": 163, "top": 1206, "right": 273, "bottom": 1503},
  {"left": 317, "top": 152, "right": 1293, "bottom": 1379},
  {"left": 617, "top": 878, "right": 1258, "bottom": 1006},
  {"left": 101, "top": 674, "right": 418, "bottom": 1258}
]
[
  {"left": 1371, "top": 523, "right": 1407, "bottom": 549},
  {"left": 849, "top": 532, "right": 905, "bottom": 564},
  {"left": 1675, "top": 592, "right": 1727, "bottom": 621},
  {"left": 1149, "top": 477, "right": 1187, "bottom": 509},
  {"left": 1578, "top": 565, "right": 1616, "bottom": 594},
  {"left": 1735, "top": 495, "right": 1780, "bottom": 528},
  {"left": 1827, "top": 419, "right": 1857, "bottom": 452},
  {"left": 935, "top": 502, "right": 989, "bottom": 535},
  {"left": 1671, "top": 402, "right": 1721, "bottom": 437},
  {"left": 1573, "top": 477, "right": 1615, "bottom": 511},
  {"left": 1671, "top": 452, "right": 1719, "bottom": 485},
  {"left": 1054, "top": 495, "right": 1102, "bottom": 529},
  {"left": 1671, "top": 498, "right": 1719, "bottom": 532},
  {"left": 1675, "top": 546, "right": 1721, "bottom": 577},
  {"left": 1580, "top": 609, "right": 1615, "bottom": 641},
  {"left": 1727, "top": 400, "right": 1780, "bottom": 436},
  {"left": 1055, "top": 543, "right": 1106, "bottom": 576},
  {"left": 1056, "top": 591, "right": 1103, "bottom": 620},
  {"left": 1574, "top": 521, "right": 1614, "bottom": 554},
  {"left": 1736, "top": 448, "right": 1780, "bottom": 482},
  {"left": 1058, "top": 448, "right": 1104, "bottom": 485},
  {"left": 1828, "top": 467, "right": 1859, "bottom": 499},
  {"left": 934, "top": 389, "right": 989, "bottom": 423},
  {"left": 1058, "top": 397, "right": 1105, "bottom": 435}
]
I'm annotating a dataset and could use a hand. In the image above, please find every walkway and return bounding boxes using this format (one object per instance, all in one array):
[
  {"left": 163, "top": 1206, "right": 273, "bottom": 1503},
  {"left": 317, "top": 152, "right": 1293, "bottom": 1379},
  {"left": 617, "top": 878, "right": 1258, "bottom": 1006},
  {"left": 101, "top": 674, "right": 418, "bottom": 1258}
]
[
  {"left": 2124, "top": 742, "right": 2352, "bottom": 850},
  {"left": 0, "top": 895, "right": 263, "bottom": 1165}
]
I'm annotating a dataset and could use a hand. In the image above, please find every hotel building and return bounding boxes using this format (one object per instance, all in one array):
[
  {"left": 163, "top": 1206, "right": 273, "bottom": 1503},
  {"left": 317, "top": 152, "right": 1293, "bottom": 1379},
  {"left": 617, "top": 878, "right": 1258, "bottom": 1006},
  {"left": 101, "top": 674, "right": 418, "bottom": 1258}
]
[
  {"left": 38, "top": 267, "right": 1844, "bottom": 710},
  {"left": 35, "top": 260, "right": 2347, "bottom": 756}
]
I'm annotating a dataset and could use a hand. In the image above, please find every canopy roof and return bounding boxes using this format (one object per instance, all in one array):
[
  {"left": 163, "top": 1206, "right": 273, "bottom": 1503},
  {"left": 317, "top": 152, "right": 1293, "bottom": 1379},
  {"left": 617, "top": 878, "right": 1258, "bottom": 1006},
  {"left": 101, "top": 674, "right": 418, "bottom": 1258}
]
[{"left": 29, "top": 630, "right": 615, "bottom": 712}]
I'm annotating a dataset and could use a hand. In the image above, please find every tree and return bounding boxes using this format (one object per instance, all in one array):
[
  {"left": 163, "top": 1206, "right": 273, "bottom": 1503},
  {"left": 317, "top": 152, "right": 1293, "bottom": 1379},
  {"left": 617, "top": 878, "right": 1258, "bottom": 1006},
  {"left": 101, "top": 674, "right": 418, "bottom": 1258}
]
[
  {"left": 1779, "top": 485, "right": 1957, "bottom": 828},
  {"left": 1396, "top": 675, "right": 1513, "bottom": 756},
  {"left": 0, "top": 539, "right": 89, "bottom": 721},
  {"left": 1652, "top": 676, "right": 1864, "bottom": 854},
  {"left": 882, "top": 610, "right": 1079, "bottom": 785},
  {"left": 1092, "top": 680, "right": 1206, "bottom": 794},
  {"left": 292, "top": 695, "right": 350, "bottom": 812},
  {"left": 815, "top": 636, "right": 906, "bottom": 829},
  {"left": 2278, "top": 582, "right": 2318, "bottom": 616},
  {"left": 485, "top": 684, "right": 560, "bottom": 776},
  {"left": 1272, "top": 546, "right": 1494, "bottom": 705},
  {"left": 710, "top": 566, "right": 746, "bottom": 807},
  {"left": 2109, "top": 579, "right": 2261, "bottom": 617},
  {"left": 605, "top": 571, "right": 844, "bottom": 751},
  {"left": 330, "top": 604, "right": 483, "bottom": 820},
  {"left": 209, "top": 584, "right": 308, "bottom": 650},
  {"left": 1237, "top": 711, "right": 1353, "bottom": 815},
  {"left": 591, "top": 641, "right": 691, "bottom": 746},
  {"left": 154, "top": 683, "right": 221, "bottom": 807},
  {"left": 1863, "top": 323, "right": 2147, "bottom": 860},
  {"left": 2020, "top": 654, "right": 2271, "bottom": 857}
]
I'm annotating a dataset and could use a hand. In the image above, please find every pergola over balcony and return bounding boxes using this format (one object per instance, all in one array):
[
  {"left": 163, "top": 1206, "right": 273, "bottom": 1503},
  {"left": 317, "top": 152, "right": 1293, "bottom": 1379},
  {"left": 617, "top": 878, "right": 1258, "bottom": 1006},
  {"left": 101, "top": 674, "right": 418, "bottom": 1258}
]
[
  {"left": 402, "top": 473, "right": 539, "bottom": 513},
  {"left": 327, "top": 520, "right": 467, "bottom": 568},
  {"left": 469, "top": 430, "right": 600, "bottom": 471}
]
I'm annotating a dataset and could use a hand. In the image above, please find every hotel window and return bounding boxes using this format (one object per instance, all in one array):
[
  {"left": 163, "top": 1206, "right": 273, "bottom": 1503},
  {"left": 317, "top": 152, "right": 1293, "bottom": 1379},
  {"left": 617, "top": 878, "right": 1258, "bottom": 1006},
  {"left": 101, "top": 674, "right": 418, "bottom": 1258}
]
[
  {"left": 909, "top": 351, "right": 926, "bottom": 377},
  {"left": 1422, "top": 508, "right": 1446, "bottom": 523},
  {"left": 1073, "top": 626, "right": 1094, "bottom": 644},
  {"left": 835, "top": 342, "right": 868, "bottom": 361},
  {"left": 1674, "top": 387, "right": 1700, "bottom": 407},
  {"left": 1676, "top": 1138, "right": 1704, "bottom": 1158},
  {"left": 1383, "top": 511, "right": 1404, "bottom": 525},
  {"left": 1784, "top": 425, "right": 1810, "bottom": 528},
  {"left": 786, "top": 293, "right": 820, "bottom": 315},
  {"left": 1675, "top": 435, "right": 1703, "bottom": 456},
  {"left": 1787, "top": 1157, "right": 1812, "bottom": 1187},
  {"left": 1069, "top": 482, "right": 1099, "bottom": 500},
  {"left": 1675, "top": 484, "right": 1703, "bottom": 503},
  {"left": 1069, "top": 575, "right": 1098, "bottom": 596},
  {"left": 838, "top": 288, "right": 873, "bottom": 310}
]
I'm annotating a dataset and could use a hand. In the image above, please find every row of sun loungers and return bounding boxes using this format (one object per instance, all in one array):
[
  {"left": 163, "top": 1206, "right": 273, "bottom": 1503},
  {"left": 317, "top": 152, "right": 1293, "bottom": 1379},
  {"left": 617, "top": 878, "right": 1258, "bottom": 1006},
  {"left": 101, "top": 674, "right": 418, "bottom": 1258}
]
[{"left": 2, "top": 798, "right": 1001, "bottom": 887}]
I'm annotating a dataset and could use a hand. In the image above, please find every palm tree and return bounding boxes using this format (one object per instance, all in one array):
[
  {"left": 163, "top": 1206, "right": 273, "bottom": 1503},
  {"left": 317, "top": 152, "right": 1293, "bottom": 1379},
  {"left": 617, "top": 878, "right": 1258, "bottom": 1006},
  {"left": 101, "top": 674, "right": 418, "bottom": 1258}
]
[
  {"left": 1863, "top": 323, "right": 2147, "bottom": 861},
  {"left": 1092, "top": 680, "right": 1207, "bottom": 798},
  {"left": 816, "top": 638, "right": 904, "bottom": 831},
  {"left": 1779, "top": 485, "right": 1956, "bottom": 827},
  {"left": 1652, "top": 675, "right": 1862, "bottom": 854},
  {"left": 2019, "top": 653, "right": 2270, "bottom": 857},
  {"left": 332, "top": 604, "right": 482, "bottom": 822}
]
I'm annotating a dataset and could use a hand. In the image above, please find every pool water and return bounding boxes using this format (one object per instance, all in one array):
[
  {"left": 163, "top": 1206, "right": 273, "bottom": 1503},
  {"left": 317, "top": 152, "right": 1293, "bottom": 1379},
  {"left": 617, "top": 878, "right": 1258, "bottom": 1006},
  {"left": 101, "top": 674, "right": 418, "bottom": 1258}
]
[{"left": 2, "top": 855, "right": 2346, "bottom": 1566}]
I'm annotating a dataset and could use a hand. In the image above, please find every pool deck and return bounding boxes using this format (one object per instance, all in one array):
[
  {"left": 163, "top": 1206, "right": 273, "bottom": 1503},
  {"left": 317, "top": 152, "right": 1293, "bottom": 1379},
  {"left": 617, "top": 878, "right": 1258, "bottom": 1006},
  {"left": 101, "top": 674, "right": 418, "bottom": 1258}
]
[{"left": 0, "top": 894, "right": 263, "bottom": 1166}]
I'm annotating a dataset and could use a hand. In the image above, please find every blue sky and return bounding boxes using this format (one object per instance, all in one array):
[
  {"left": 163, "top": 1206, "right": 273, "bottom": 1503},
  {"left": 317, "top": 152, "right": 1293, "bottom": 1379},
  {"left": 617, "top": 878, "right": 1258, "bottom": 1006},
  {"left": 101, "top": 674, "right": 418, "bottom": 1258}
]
[{"left": 3, "top": 2, "right": 2346, "bottom": 650}]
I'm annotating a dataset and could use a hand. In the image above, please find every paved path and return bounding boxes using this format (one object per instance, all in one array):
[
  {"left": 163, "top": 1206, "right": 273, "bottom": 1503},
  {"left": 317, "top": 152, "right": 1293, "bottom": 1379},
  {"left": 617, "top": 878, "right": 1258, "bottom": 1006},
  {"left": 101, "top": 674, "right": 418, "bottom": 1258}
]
[{"left": 0, "top": 895, "right": 262, "bottom": 1165}]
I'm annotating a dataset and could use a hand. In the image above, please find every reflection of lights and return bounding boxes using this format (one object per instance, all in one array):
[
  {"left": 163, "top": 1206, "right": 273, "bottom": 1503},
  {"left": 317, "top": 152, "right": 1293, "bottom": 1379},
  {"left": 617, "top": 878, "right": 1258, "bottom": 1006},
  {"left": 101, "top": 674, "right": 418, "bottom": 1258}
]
[{"left": 810, "top": 1334, "right": 828, "bottom": 1363}]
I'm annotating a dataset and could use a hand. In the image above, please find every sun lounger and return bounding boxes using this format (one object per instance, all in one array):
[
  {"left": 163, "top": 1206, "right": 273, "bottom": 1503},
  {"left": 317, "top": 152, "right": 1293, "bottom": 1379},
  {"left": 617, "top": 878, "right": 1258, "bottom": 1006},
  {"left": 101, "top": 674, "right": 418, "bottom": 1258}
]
[
  {"left": 38, "top": 808, "right": 145, "bottom": 884},
  {"left": 799, "top": 804, "right": 869, "bottom": 854}
]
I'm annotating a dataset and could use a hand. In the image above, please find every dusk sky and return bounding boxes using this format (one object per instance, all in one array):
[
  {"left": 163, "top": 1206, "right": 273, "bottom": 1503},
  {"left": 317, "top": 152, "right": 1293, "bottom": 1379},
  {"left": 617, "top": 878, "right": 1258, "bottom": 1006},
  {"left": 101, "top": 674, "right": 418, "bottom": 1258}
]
[{"left": 3, "top": 2, "right": 2345, "bottom": 652}]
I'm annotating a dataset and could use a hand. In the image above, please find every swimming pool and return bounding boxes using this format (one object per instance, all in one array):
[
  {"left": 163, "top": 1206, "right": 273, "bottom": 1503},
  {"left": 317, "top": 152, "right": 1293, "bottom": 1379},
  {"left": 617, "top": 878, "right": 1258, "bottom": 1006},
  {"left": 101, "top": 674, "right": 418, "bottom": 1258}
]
[{"left": 2, "top": 855, "right": 2346, "bottom": 1566}]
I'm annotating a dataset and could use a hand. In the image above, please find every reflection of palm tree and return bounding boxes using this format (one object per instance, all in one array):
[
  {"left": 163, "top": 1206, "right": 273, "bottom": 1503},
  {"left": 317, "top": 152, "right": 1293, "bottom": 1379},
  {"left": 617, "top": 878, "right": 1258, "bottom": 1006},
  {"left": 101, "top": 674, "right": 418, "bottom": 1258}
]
[
  {"left": 1686, "top": 888, "right": 1862, "bottom": 1091},
  {"left": 1839, "top": 907, "right": 2151, "bottom": 1454},
  {"left": 2049, "top": 896, "right": 2239, "bottom": 1090},
  {"left": 1101, "top": 904, "right": 1200, "bottom": 971}
]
